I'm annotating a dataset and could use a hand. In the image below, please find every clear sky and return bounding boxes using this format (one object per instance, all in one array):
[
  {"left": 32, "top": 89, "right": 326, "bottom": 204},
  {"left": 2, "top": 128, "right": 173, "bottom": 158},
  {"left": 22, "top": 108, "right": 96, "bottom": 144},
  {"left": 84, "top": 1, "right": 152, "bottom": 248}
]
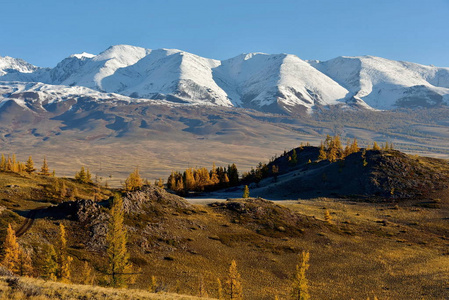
[{"left": 1, "top": 0, "right": 448, "bottom": 67}]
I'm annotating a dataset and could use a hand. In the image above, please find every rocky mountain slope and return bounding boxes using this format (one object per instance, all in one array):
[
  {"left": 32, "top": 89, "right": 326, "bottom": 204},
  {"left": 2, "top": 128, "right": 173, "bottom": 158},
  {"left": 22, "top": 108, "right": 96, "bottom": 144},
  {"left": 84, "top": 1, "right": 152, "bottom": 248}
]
[{"left": 2, "top": 45, "right": 449, "bottom": 113}]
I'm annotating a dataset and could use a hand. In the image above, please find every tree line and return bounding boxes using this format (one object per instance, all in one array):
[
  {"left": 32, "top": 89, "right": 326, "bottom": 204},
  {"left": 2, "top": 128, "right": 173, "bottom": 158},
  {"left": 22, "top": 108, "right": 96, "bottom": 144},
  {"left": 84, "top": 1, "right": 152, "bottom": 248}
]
[
  {"left": 166, "top": 163, "right": 239, "bottom": 195},
  {"left": 0, "top": 154, "right": 52, "bottom": 176}
]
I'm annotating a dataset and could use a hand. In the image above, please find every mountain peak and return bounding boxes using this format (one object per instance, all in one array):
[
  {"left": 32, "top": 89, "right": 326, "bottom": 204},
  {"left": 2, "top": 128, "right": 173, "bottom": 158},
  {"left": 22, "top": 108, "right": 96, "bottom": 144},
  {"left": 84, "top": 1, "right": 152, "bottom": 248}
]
[
  {"left": 70, "top": 52, "right": 95, "bottom": 59},
  {"left": 1, "top": 46, "right": 449, "bottom": 112}
]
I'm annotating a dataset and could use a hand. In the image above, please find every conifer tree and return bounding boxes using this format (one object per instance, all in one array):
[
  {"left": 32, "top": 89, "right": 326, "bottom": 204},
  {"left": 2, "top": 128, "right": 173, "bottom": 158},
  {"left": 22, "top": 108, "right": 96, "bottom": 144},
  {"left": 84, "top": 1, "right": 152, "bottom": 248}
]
[
  {"left": 124, "top": 168, "right": 143, "bottom": 191},
  {"left": 157, "top": 178, "right": 164, "bottom": 188},
  {"left": 217, "top": 278, "right": 224, "bottom": 300},
  {"left": 168, "top": 172, "right": 176, "bottom": 190},
  {"left": 227, "top": 164, "right": 240, "bottom": 186},
  {"left": 56, "top": 224, "right": 72, "bottom": 283},
  {"left": 17, "top": 249, "right": 33, "bottom": 277},
  {"left": 40, "top": 157, "right": 50, "bottom": 176},
  {"left": 12, "top": 154, "right": 19, "bottom": 173},
  {"left": 18, "top": 163, "right": 26, "bottom": 173},
  {"left": 210, "top": 163, "right": 220, "bottom": 185},
  {"left": 6, "top": 156, "right": 12, "bottom": 172},
  {"left": 176, "top": 177, "right": 184, "bottom": 193},
  {"left": 80, "top": 261, "right": 94, "bottom": 285},
  {"left": 372, "top": 142, "right": 381, "bottom": 151},
  {"left": 290, "top": 251, "right": 310, "bottom": 300},
  {"left": 344, "top": 139, "right": 351, "bottom": 157},
  {"left": 290, "top": 149, "right": 298, "bottom": 165},
  {"left": 227, "top": 260, "right": 243, "bottom": 300},
  {"left": 2, "top": 224, "right": 20, "bottom": 273},
  {"left": 75, "top": 167, "right": 87, "bottom": 183},
  {"left": 223, "top": 173, "right": 230, "bottom": 186},
  {"left": 318, "top": 142, "right": 327, "bottom": 161},
  {"left": 324, "top": 210, "right": 332, "bottom": 224},
  {"left": 350, "top": 138, "right": 359, "bottom": 154},
  {"left": 42, "top": 244, "right": 58, "bottom": 281},
  {"left": 0, "top": 154, "right": 5, "bottom": 171},
  {"left": 25, "top": 156, "right": 36, "bottom": 174},
  {"left": 242, "top": 185, "right": 249, "bottom": 198},
  {"left": 184, "top": 169, "right": 196, "bottom": 191},
  {"left": 86, "top": 168, "right": 92, "bottom": 183},
  {"left": 107, "top": 194, "right": 130, "bottom": 287},
  {"left": 149, "top": 275, "right": 157, "bottom": 292}
]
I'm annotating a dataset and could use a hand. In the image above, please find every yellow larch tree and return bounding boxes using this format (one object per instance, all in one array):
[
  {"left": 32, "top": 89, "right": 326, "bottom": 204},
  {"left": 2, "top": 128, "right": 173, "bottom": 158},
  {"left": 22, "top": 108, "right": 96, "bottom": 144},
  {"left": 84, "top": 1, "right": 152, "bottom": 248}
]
[
  {"left": 324, "top": 210, "right": 332, "bottom": 224},
  {"left": 372, "top": 142, "right": 381, "bottom": 151},
  {"left": 2, "top": 224, "right": 20, "bottom": 273},
  {"left": 17, "top": 249, "right": 33, "bottom": 277},
  {"left": 42, "top": 244, "right": 58, "bottom": 281},
  {"left": 227, "top": 260, "right": 243, "bottom": 300},
  {"left": 56, "top": 224, "right": 73, "bottom": 283},
  {"left": 25, "top": 156, "right": 36, "bottom": 174},
  {"left": 290, "top": 251, "right": 310, "bottom": 300},
  {"left": 107, "top": 194, "right": 131, "bottom": 287},
  {"left": 242, "top": 185, "right": 249, "bottom": 198},
  {"left": 318, "top": 142, "right": 327, "bottom": 161},
  {"left": 40, "top": 157, "right": 50, "bottom": 176},
  {"left": 124, "top": 168, "right": 143, "bottom": 191}
]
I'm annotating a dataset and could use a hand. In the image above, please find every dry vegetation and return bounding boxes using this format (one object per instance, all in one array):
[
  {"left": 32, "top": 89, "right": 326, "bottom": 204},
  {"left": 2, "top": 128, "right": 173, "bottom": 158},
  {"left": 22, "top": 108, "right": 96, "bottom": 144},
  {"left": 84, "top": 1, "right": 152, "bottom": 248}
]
[
  {"left": 0, "top": 150, "right": 448, "bottom": 299},
  {"left": 1, "top": 105, "right": 449, "bottom": 186},
  {"left": 0, "top": 276, "right": 211, "bottom": 300}
]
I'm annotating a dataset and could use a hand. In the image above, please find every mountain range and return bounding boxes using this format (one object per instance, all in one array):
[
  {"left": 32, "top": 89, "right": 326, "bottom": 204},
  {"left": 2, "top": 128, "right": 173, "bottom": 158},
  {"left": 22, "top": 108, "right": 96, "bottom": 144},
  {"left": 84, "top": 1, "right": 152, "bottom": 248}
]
[{"left": 1, "top": 44, "right": 449, "bottom": 114}]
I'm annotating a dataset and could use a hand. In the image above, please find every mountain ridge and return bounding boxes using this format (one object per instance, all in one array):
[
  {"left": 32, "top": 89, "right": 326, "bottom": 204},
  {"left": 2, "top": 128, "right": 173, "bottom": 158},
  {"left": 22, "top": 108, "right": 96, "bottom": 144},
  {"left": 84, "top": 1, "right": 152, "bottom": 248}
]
[{"left": 1, "top": 46, "right": 449, "bottom": 113}]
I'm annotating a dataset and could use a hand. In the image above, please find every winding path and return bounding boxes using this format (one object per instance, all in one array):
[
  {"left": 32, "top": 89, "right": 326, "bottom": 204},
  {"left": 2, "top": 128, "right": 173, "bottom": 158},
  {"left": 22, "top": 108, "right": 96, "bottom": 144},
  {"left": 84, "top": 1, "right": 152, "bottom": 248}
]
[{"left": 16, "top": 207, "right": 45, "bottom": 237}]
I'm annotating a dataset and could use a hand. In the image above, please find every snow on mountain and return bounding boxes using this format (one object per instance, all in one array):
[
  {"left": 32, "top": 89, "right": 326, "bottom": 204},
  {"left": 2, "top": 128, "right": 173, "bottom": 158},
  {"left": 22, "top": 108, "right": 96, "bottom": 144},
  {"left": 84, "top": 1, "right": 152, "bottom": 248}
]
[
  {"left": 70, "top": 52, "right": 95, "bottom": 59},
  {"left": 102, "top": 49, "right": 232, "bottom": 106},
  {"left": 0, "top": 81, "right": 137, "bottom": 110},
  {"left": 310, "top": 56, "right": 449, "bottom": 109},
  {"left": 50, "top": 45, "right": 151, "bottom": 90},
  {"left": 0, "top": 56, "right": 38, "bottom": 75},
  {"left": 0, "top": 55, "right": 48, "bottom": 82},
  {"left": 213, "top": 53, "right": 349, "bottom": 112},
  {"left": 1, "top": 46, "right": 449, "bottom": 113}
]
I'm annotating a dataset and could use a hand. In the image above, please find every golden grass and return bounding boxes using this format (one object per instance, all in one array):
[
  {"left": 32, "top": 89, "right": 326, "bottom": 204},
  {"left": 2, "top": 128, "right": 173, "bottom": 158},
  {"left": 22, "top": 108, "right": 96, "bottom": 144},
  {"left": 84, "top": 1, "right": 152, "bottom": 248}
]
[
  {"left": 0, "top": 276, "right": 214, "bottom": 300},
  {"left": 2, "top": 170, "right": 449, "bottom": 299}
]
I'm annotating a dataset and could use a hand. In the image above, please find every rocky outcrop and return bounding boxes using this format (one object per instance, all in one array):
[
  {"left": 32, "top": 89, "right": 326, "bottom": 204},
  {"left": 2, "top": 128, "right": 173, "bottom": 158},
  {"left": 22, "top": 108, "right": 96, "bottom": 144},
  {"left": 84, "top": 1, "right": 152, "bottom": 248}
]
[
  {"left": 49, "top": 199, "right": 108, "bottom": 251},
  {"left": 122, "top": 185, "right": 192, "bottom": 214}
]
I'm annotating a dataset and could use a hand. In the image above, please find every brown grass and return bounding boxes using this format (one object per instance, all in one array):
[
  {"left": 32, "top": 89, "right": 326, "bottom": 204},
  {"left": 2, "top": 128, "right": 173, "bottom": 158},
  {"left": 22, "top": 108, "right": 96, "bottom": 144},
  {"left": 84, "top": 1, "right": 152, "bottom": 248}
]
[
  {"left": 0, "top": 276, "right": 213, "bottom": 300},
  {"left": 1, "top": 172, "right": 449, "bottom": 299}
]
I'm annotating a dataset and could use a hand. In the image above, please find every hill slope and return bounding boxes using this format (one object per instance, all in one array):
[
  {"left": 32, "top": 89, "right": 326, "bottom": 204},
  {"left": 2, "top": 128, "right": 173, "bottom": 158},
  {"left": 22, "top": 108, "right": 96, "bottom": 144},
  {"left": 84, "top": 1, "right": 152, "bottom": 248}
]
[
  {"left": 0, "top": 169, "right": 448, "bottom": 299},
  {"left": 236, "top": 146, "right": 449, "bottom": 200}
]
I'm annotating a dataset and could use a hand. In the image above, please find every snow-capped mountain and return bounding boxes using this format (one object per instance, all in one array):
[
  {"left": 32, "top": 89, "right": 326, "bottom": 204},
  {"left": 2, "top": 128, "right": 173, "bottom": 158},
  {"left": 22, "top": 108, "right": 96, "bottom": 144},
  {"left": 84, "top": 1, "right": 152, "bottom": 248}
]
[
  {"left": 1, "top": 46, "right": 449, "bottom": 113},
  {"left": 213, "top": 53, "right": 349, "bottom": 112},
  {"left": 310, "top": 56, "right": 449, "bottom": 109},
  {"left": 101, "top": 48, "right": 232, "bottom": 106},
  {"left": 0, "top": 55, "right": 49, "bottom": 82}
]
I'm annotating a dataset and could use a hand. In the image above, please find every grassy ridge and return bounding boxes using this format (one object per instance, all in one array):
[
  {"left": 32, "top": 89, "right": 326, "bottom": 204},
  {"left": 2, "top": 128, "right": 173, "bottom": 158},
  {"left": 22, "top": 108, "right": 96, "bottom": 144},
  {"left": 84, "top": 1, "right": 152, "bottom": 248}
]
[{"left": 0, "top": 159, "right": 448, "bottom": 299}]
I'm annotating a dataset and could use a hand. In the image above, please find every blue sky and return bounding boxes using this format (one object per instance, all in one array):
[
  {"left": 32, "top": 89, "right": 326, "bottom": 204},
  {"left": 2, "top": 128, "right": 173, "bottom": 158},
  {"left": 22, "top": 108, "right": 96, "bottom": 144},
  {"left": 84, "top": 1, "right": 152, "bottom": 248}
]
[{"left": 1, "top": 0, "right": 448, "bottom": 67}]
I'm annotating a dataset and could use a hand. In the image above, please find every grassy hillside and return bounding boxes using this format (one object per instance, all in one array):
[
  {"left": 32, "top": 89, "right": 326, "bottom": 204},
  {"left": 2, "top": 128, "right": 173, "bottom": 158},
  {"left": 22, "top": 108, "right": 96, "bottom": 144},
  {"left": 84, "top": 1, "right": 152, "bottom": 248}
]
[
  {"left": 0, "top": 163, "right": 448, "bottom": 299},
  {"left": 0, "top": 274, "right": 211, "bottom": 300},
  {"left": 240, "top": 146, "right": 449, "bottom": 200}
]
